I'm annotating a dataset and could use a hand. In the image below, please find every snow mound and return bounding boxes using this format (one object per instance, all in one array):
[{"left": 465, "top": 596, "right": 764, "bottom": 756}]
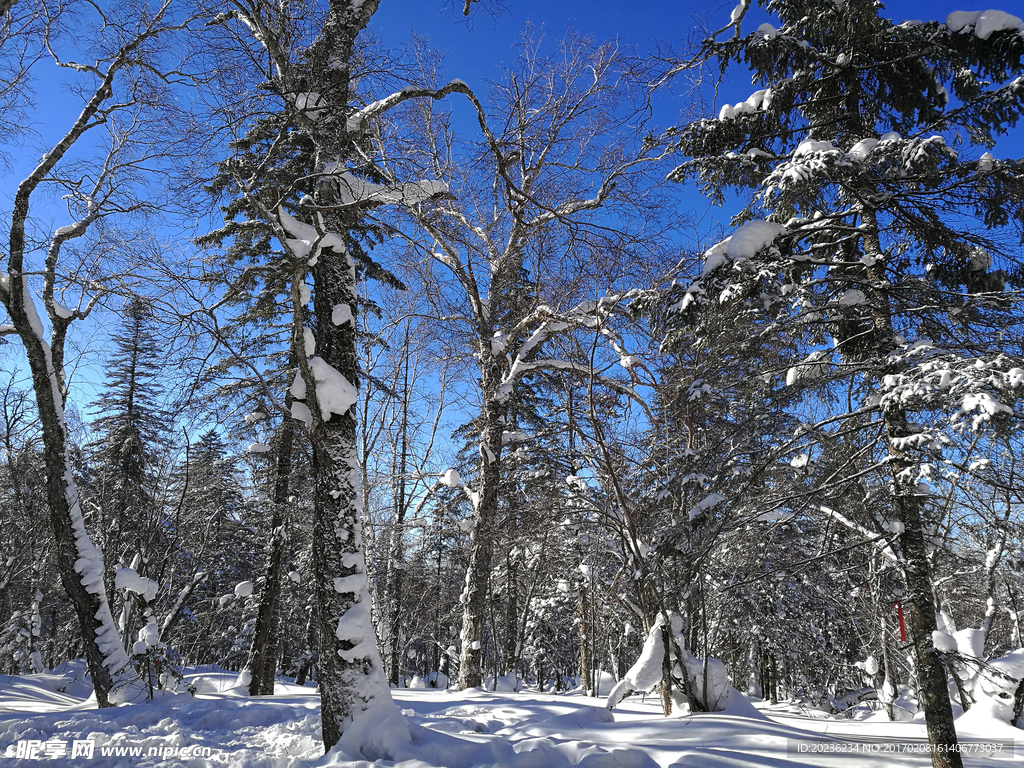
[
  {"left": 703, "top": 221, "right": 785, "bottom": 275},
  {"left": 947, "top": 10, "right": 1024, "bottom": 39},
  {"left": 440, "top": 469, "right": 462, "bottom": 488}
]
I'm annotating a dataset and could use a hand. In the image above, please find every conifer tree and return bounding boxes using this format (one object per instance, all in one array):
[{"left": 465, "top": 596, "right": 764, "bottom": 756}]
[
  {"left": 88, "top": 298, "right": 171, "bottom": 620},
  {"left": 664, "top": 3, "right": 1024, "bottom": 764}
]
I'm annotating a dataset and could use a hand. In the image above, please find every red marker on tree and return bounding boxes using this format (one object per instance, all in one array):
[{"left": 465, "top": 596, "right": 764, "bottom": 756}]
[{"left": 891, "top": 601, "right": 907, "bottom": 643}]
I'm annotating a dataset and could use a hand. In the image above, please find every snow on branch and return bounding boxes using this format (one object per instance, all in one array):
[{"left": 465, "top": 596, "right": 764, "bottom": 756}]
[
  {"left": 494, "top": 294, "right": 646, "bottom": 405},
  {"left": 495, "top": 359, "right": 642, "bottom": 404},
  {"left": 323, "top": 169, "right": 449, "bottom": 207},
  {"left": 347, "top": 80, "right": 475, "bottom": 135}
]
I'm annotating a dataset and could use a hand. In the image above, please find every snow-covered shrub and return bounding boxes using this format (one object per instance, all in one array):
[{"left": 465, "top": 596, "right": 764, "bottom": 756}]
[{"left": 606, "top": 612, "right": 730, "bottom": 713}]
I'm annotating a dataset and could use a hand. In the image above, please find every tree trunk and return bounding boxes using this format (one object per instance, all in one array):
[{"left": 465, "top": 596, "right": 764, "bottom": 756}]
[
  {"left": 295, "top": 602, "right": 317, "bottom": 687},
  {"left": 504, "top": 547, "right": 518, "bottom": 675},
  {"left": 579, "top": 582, "right": 592, "bottom": 696},
  {"left": 308, "top": 234, "right": 395, "bottom": 748},
  {"left": 386, "top": 343, "right": 410, "bottom": 687},
  {"left": 287, "top": 0, "right": 408, "bottom": 754},
  {"left": 881, "top": 616, "right": 897, "bottom": 721},
  {"left": 458, "top": 391, "right": 504, "bottom": 689},
  {"left": 862, "top": 208, "right": 962, "bottom": 768},
  {"left": 659, "top": 621, "right": 675, "bottom": 716},
  {"left": 1011, "top": 676, "right": 1024, "bottom": 727},
  {"left": 245, "top": 409, "right": 294, "bottom": 696},
  {"left": 7, "top": 290, "right": 139, "bottom": 706},
  {"left": 892, "top": 482, "right": 962, "bottom": 768}
]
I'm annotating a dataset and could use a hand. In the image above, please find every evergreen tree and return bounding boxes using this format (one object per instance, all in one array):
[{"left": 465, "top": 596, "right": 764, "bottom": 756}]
[
  {"left": 663, "top": 2, "right": 1024, "bottom": 764},
  {"left": 87, "top": 298, "right": 172, "bottom": 615}
]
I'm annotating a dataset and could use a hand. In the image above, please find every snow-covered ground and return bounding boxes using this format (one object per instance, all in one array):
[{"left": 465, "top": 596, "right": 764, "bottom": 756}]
[{"left": 0, "top": 665, "right": 1019, "bottom": 767}]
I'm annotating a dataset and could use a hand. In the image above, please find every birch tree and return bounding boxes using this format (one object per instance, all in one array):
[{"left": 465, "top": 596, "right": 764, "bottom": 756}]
[
  {"left": 375, "top": 32, "right": 665, "bottom": 688},
  {"left": 0, "top": 0, "right": 201, "bottom": 707}
]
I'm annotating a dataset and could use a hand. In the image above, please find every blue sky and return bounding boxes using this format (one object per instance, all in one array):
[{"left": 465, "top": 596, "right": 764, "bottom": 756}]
[
  {"left": 369, "top": 0, "right": 1022, "bottom": 91},
  {"left": 368, "top": 0, "right": 1024, "bottom": 184},
  {"left": 5, "top": 0, "right": 1024, "bottom": 429}
]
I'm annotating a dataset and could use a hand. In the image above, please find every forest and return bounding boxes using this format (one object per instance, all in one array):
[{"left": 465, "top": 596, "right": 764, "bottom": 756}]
[{"left": 2, "top": 1, "right": 1024, "bottom": 767}]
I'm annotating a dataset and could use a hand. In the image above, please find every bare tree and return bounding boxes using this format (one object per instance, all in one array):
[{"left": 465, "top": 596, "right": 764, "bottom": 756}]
[
  {"left": 0, "top": 0, "right": 201, "bottom": 706},
  {"left": 373, "top": 32, "right": 666, "bottom": 689}
]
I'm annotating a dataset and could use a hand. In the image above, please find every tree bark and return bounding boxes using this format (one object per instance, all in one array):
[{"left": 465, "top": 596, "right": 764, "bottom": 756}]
[
  {"left": 504, "top": 546, "right": 518, "bottom": 675},
  {"left": 881, "top": 615, "right": 897, "bottom": 721},
  {"left": 245, "top": 408, "right": 294, "bottom": 696},
  {"left": 862, "top": 208, "right": 963, "bottom": 768},
  {"left": 458, "top": 389, "right": 505, "bottom": 689},
  {"left": 386, "top": 341, "right": 410, "bottom": 687},
  {"left": 579, "top": 582, "right": 592, "bottom": 697},
  {"left": 4, "top": 289, "right": 138, "bottom": 706}
]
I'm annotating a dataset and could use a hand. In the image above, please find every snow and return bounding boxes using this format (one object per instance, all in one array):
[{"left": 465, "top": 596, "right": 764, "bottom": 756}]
[
  {"left": 439, "top": 469, "right": 462, "bottom": 488},
  {"left": 794, "top": 139, "right": 840, "bottom": 157},
  {"left": 730, "top": 0, "right": 748, "bottom": 23},
  {"left": 703, "top": 221, "right": 785, "bottom": 275},
  {"left": 234, "top": 581, "right": 254, "bottom": 598},
  {"left": 947, "top": 10, "right": 1024, "bottom": 39},
  {"left": 278, "top": 207, "right": 349, "bottom": 270},
  {"left": 290, "top": 401, "right": 313, "bottom": 428},
  {"left": 686, "top": 492, "right": 726, "bottom": 521},
  {"left": 785, "top": 350, "right": 830, "bottom": 386},
  {"left": 291, "top": 92, "right": 325, "bottom": 119},
  {"left": 50, "top": 301, "right": 73, "bottom": 320},
  {"left": 246, "top": 443, "right": 272, "bottom": 454},
  {"left": 932, "top": 630, "right": 958, "bottom": 652},
  {"left": 328, "top": 170, "right": 448, "bottom": 207},
  {"left": 292, "top": 358, "right": 358, "bottom": 420},
  {"left": 789, "top": 453, "right": 810, "bottom": 468},
  {"left": 113, "top": 568, "right": 158, "bottom": 603},
  {"left": 0, "top": 665, "right": 1016, "bottom": 766},
  {"left": 848, "top": 138, "right": 879, "bottom": 159},
  {"left": 243, "top": 412, "right": 266, "bottom": 423},
  {"left": 960, "top": 392, "right": 1013, "bottom": 429},
  {"left": 331, "top": 303, "right": 352, "bottom": 326},
  {"left": 838, "top": 289, "right": 867, "bottom": 306},
  {"left": 757, "top": 22, "right": 777, "bottom": 38},
  {"left": 953, "top": 628, "right": 985, "bottom": 658}
]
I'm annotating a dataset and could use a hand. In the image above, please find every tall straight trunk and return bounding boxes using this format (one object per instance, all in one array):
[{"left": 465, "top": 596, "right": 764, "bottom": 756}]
[
  {"left": 308, "top": 227, "right": 395, "bottom": 749},
  {"left": 259, "top": 616, "right": 280, "bottom": 695},
  {"left": 387, "top": 339, "right": 410, "bottom": 687},
  {"left": 458, "top": 388, "right": 505, "bottom": 689},
  {"left": 862, "top": 208, "right": 962, "bottom": 768},
  {"left": 504, "top": 546, "right": 518, "bottom": 675},
  {"left": 881, "top": 615, "right": 897, "bottom": 721},
  {"left": 244, "top": 398, "right": 295, "bottom": 696},
  {"left": 293, "top": 0, "right": 403, "bottom": 752},
  {"left": 295, "top": 601, "right": 317, "bottom": 687},
  {"left": 578, "top": 582, "right": 591, "bottom": 696}
]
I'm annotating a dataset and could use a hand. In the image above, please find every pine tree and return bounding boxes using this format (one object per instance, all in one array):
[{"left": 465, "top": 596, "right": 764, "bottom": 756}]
[
  {"left": 664, "top": 3, "right": 1024, "bottom": 764},
  {"left": 87, "top": 298, "right": 172, "bottom": 621}
]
